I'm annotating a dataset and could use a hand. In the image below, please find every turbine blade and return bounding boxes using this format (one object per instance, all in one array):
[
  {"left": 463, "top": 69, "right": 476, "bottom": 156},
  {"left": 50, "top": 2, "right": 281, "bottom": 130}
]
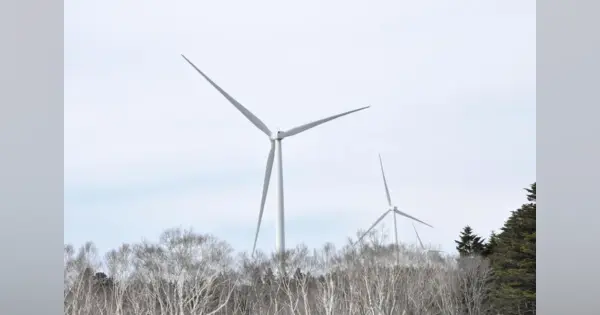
[
  {"left": 354, "top": 210, "right": 391, "bottom": 245},
  {"left": 394, "top": 209, "right": 433, "bottom": 228},
  {"left": 378, "top": 154, "right": 393, "bottom": 207},
  {"left": 412, "top": 223, "right": 425, "bottom": 250},
  {"left": 181, "top": 54, "right": 272, "bottom": 136},
  {"left": 251, "top": 141, "right": 276, "bottom": 256},
  {"left": 281, "top": 106, "right": 370, "bottom": 138}
]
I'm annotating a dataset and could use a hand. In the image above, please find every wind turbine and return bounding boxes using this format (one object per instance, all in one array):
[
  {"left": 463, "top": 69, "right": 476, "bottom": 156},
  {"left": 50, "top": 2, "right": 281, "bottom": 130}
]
[
  {"left": 412, "top": 223, "right": 444, "bottom": 254},
  {"left": 354, "top": 154, "right": 433, "bottom": 252},
  {"left": 181, "top": 54, "right": 370, "bottom": 263}
]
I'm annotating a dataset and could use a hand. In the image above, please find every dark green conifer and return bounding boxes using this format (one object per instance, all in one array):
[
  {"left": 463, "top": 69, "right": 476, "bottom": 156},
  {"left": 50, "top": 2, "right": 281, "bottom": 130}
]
[
  {"left": 455, "top": 225, "right": 486, "bottom": 257},
  {"left": 489, "top": 182, "right": 536, "bottom": 314}
]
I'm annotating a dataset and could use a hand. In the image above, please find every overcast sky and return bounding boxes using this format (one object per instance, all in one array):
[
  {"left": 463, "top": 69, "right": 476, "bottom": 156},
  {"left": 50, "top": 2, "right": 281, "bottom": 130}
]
[{"left": 64, "top": 0, "right": 536, "bottom": 257}]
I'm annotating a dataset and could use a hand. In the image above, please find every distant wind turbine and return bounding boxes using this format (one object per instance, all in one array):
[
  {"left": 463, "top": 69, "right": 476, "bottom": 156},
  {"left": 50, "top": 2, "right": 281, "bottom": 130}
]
[
  {"left": 181, "top": 54, "right": 370, "bottom": 262},
  {"left": 354, "top": 154, "right": 433, "bottom": 251},
  {"left": 412, "top": 223, "right": 443, "bottom": 254}
]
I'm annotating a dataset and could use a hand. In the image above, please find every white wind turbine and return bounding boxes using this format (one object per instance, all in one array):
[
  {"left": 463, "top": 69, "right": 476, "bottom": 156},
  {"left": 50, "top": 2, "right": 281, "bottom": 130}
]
[
  {"left": 181, "top": 54, "right": 370, "bottom": 261},
  {"left": 412, "top": 223, "right": 444, "bottom": 254},
  {"left": 354, "top": 154, "right": 433, "bottom": 252}
]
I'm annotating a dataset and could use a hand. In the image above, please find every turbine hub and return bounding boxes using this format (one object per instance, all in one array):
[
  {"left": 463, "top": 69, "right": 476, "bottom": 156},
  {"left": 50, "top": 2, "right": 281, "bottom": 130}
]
[{"left": 270, "top": 131, "right": 284, "bottom": 140}]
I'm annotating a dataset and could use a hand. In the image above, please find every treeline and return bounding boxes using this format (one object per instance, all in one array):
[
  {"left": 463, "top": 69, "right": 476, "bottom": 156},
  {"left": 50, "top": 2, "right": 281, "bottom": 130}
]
[{"left": 64, "top": 183, "right": 535, "bottom": 315}]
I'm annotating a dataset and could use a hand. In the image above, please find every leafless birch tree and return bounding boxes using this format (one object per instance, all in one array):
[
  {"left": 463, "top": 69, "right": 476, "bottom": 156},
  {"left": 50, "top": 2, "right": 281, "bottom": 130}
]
[{"left": 65, "top": 227, "right": 498, "bottom": 315}]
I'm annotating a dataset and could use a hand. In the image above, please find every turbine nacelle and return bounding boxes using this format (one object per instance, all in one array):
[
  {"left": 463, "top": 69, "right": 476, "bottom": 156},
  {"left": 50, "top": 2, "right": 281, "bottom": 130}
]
[{"left": 270, "top": 131, "right": 285, "bottom": 141}]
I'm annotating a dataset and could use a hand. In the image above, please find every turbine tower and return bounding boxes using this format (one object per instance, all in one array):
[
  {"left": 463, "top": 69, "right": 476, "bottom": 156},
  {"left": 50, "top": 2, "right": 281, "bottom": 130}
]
[
  {"left": 354, "top": 154, "right": 433, "bottom": 253},
  {"left": 181, "top": 54, "right": 370, "bottom": 265}
]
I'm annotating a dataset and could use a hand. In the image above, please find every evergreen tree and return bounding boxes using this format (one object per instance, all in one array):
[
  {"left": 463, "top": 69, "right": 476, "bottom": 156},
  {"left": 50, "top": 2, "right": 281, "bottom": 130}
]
[
  {"left": 526, "top": 182, "right": 536, "bottom": 202},
  {"left": 489, "top": 182, "right": 536, "bottom": 315},
  {"left": 482, "top": 231, "right": 499, "bottom": 258},
  {"left": 455, "top": 226, "right": 486, "bottom": 257}
]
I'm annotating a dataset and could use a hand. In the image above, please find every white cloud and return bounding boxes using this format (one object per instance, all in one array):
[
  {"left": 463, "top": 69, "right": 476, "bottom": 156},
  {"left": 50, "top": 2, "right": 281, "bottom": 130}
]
[{"left": 65, "top": 0, "right": 536, "bottom": 256}]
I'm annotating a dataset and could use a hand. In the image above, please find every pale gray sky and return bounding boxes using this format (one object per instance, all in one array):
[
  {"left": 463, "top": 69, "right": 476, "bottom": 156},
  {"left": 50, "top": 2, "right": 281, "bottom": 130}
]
[{"left": 64, "top": 0, "right": 536, "bottom": 256}]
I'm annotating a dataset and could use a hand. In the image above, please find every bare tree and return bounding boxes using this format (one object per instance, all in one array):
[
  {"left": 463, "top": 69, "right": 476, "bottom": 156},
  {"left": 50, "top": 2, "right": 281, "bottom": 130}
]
[
  {"left": 64, "top": 242, "right": 104, "bottom": 315},
  {"left": 65, "top": 227, "right": 500, "bottom": 315}
]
